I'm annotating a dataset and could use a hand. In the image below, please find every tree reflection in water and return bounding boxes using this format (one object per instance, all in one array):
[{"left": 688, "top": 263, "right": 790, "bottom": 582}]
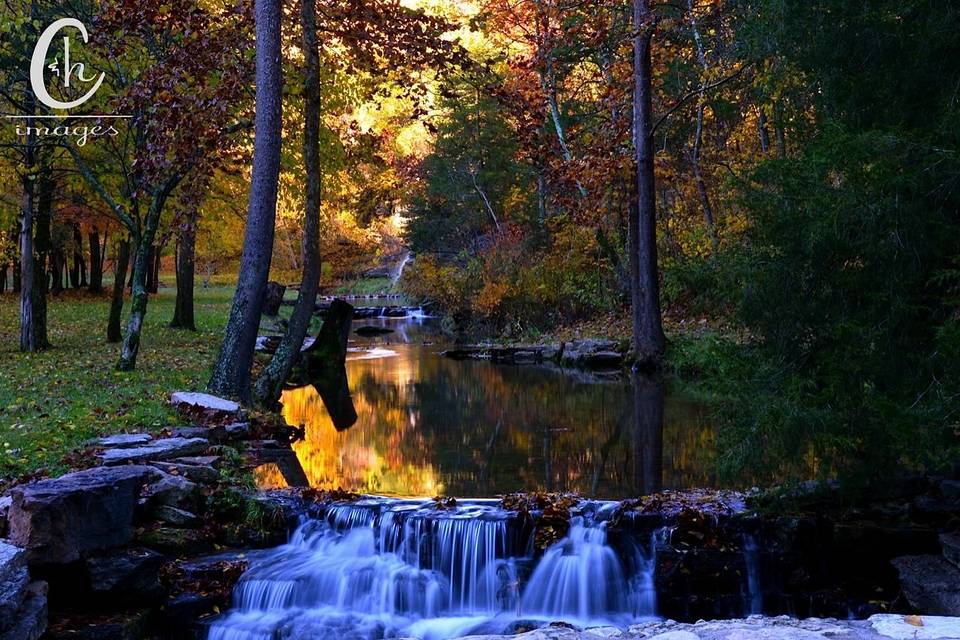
[{"left": 258, "top": 334, "right": 719, "bottom": 498}]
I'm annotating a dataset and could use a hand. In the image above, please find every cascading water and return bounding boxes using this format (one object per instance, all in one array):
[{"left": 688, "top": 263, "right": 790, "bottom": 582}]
[
  {"left": 743, "top": 533, "right": 763, "bottom": 615},
  {"left": 208, "top": 499, "right": 663, "bottom": 640}
]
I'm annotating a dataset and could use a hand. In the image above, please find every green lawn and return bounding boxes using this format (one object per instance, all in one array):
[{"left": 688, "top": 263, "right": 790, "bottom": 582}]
[{"left": 0, "top": 284, "right": 234, "bottom": 480}]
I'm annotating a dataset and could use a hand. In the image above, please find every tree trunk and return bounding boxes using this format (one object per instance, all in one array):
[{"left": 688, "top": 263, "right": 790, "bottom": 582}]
[
  {"left": 32, "top": 169, "right": 53, "bottom": 349},
  {"left": 151, "top": 244, "right": 161, "bottom": 293},
  {"left": 756, "top": 104, "right": 770, "bottom": 154},
  {"left": 208, "top": 0, "right": 283, "bottom": 402},
  {"left": 170, "top": 214, "right": 197, "bottom": 331},
  {"left": 117, "top": 181, "right": 179, "bottom": 370},
  {"left": 72, "top": 223, "right": 87, "bottom": 288},
  {"left": 19, "top": 108, "right": 36, "bottom": 352},
  {"left": 0, "top": 264, "right": 6, "bottom": 294},
  {"left": 254, "top": 0, "right": 322, "bottom": 407},
  {"left": 108, "top": 237, "right": 131, "bottom": 343},
  {"left": 88, "top": 228, "right": 103, "bottom": 292},
  {"left": 631, "top": 0, "right": 665, "bottom": 369},
  {"left": 144, "top": 244, "right": 155, "bottom": 293}
]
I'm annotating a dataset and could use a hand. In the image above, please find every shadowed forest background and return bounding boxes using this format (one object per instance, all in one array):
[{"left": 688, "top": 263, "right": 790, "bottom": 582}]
[{"left": 0, "top": 0, "right": 959, "bottom": 492}]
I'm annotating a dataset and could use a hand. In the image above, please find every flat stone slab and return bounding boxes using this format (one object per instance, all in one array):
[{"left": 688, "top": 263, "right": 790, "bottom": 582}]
[
  {"left": 456, "top": 616, "right": 960, "bottom": 640},
  {"left": 93, "top": 433, "right": 153, "bottom": 448},
  {"left": 148, "top": 461, "right": 219, "bottom": 484},
  {"left": 8, "top": 465, "right": 158, "bottom": 563},
  {"left": 100, "top": 437, "right": 208, "bottom": 465},
  {"left": 870, "top": 614, "right": 960, "bottom": 639},
  {"left": 170, "top": 392, "right": 239, "bottom": 413}
]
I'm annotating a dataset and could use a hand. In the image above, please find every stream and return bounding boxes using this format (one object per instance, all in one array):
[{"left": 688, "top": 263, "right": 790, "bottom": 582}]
[{"left": 214, "top": 305, "right": 750, "bottom": 639}]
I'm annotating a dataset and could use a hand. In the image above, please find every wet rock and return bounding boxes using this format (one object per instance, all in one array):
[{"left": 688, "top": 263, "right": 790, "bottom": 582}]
[
  {"left": 100, "top": 437, "right": 208, "bottom": 465},
  {"left": 942, "top": 532, "right": 960, "bottom": 569},
  {"left": 892, "top": 555, "right": 960, "bottom": 615},
  {"left": 869, "top": 614, "right": 960, "bottom": 639},
  {"left": 155, "top": 505, "right": 200, "bottom": 527},
  {"left": 92, "top": 434, "right": 153, "bottom": 448},
  {"left": 8, "top": 465, "right": 158, "bottom": 564},
  {"left": 148, "top": 461, "right": 219, "bottom": 485},
  {"left": 175, "top": 455, "right": 221, "bottom": 468},
  {"left": 85, "top": 548, "right": 165, "bottom": 602},
  {"left": 141, "top": 473, "right": 200, "bottom": 511},
  {"left": 169, "top": 392, "right": 242, "bottom": 425},
  {"left": 0, "top": 581, "right": 47, "bottom": 640},
  {"left": 0, "top": 541, "right": 29, "bottom": 625},
  {"left": 159, "top": 592, "right": 220, "bottom": 638},
  {"left": 560, "top": 340, "right": 623, "bottom": 369}
]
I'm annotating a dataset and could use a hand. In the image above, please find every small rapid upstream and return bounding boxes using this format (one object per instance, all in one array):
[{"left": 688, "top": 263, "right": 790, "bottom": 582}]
[{"left": 207, "top": 499, "right": 683, "bottom": 640}]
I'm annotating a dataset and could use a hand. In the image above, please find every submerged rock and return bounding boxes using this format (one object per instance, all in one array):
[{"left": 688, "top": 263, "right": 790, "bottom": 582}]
[{"left": 8, "top": 465, "right": 158, "bottom": 563}]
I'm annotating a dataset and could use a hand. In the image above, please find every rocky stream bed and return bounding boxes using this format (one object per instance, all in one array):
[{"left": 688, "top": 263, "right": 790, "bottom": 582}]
[{"left": 1, "top": 392, "right": 959, "bottom": 640}]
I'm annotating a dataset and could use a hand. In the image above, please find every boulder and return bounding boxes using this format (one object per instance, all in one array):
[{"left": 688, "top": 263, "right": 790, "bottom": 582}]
[
  {"left": 100, "top": 437, "right": 208, "bottom": 465},
  {"left": 8, "top": 465, "right": 158, "bottom": 564},
  {"left": 92, "top": 434, "right": 153, "bottom": 449},
  {"left": 137, "top": 527, "right": 212, "bottom": 557},
  {"left": 148, "top": 461, "right": 219, "bottom": 485},
  {"left": 141, "top": 473, "right": 200, "bottom": 511},
  {"left": 85, "top": 548, "right": 166, "bottom": 602},
  {"left": 560, "top": 340, "right": 622, "bottom": 369},
  {"left": 169, "top": 425, "right": 227, "bottom": 443},
  {"left": 155, "top": 505, "right": 200, "bottom": 528},
  {"left": 0, "top": 581, "right": 47, "bottom": 640},
  {"left": 892, "top": 555, "right": 960, "bottom": 615},
  {"left": 0, "top": 541, "right": 28, "bottom": 626},
  {"left": 224, "top": 423, "right": 252, "bottom": 440},
  {"left": 169, "top": 392, "right": 241, "bottom": 425}
]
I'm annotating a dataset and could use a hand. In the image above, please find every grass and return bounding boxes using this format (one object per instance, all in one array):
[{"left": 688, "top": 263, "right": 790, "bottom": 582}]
[{"left": 0, "top": 283, "right": 234, "bottom": 480}]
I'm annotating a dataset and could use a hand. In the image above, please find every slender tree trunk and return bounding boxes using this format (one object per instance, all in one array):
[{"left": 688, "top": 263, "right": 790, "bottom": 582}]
[
  {"left": 687, "top": 0, "right": 718, "bottom": 252},
  {"left": 19, "top": 109, "right": 36, "bottom": 352},
  {"left": 117, "top": 181, "right": 178, "bottom": 370},
  {"left": 72, "top": 223, "right": 87, "bottom": 288},
  {"left": 108, "top": 237, "right": 131, "bottom": 343},
  {"left": 170, "top": 214, "right": 197, "bottom": 331},
  {"left": 32, "top": 169, "right": 52, "bottom": 349},
  {"left": 756, "top": 104, "right": 770, "bottom": 154},
  {"left": 151, "top": 244, "right": 161, "bottom": 293},
  {"left": 144, "top": 244, "right": 155, "bottom": 293},
  {"left": 254, "top": 0, "right": 321, "bottom": 407},
  {"left": 88, "top": 228, "right": 103, "bottom": 292},
  {"left": 0, "top": 264, "right": 6, "bottom": 294},
  {"left": 631, "top": 0, "right": 665, "bottom": 368},
  {"left": 774, "top": 99, "right": 787, "bottom": 159},
  {"left": 208, "top": 0, "right": 283, "bottom": 402}
]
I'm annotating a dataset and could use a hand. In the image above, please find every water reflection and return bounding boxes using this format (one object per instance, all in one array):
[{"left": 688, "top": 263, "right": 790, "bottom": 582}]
[{"left": 262, "top": 317, "right": 719, "bottom": 499}]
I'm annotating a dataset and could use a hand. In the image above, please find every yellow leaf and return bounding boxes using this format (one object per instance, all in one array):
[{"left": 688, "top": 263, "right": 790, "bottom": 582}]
[{"left": 905, "top": 615, "right": 924, "bottom": 627}]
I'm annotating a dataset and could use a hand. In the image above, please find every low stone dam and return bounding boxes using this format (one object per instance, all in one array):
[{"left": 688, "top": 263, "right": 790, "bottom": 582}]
[{"left": 203, "top": 491, "right": 948, "bottom": 640}]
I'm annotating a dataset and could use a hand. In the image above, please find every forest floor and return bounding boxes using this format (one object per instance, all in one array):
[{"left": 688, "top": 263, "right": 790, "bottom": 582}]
[{"left": 0, "top": 284, "right": 232, "bottom": 480}]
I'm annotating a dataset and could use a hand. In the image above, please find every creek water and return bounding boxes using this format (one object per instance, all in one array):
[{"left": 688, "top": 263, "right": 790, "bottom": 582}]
[
  {"left": 216, "top": 307, "right": 743, "bottom": 640},
  {"left": 254, "top": 306, "right": 719, "bottom": 498}
]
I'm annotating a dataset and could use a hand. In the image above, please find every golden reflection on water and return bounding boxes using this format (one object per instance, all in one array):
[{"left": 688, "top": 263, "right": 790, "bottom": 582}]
[{"left": 266, "top": 342, "right": 719, "bottom": 499}]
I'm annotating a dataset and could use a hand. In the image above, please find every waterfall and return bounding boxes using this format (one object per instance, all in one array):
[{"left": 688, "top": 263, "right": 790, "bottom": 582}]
[
  {"left": 743, "top": 533, "right": 763, "bottom": 615},
  {"left": 391, "top": 252, "right": 412, "bottom": 288},
  {"left": 208, "top": 499, "right": 659, "bottom": 640}
]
